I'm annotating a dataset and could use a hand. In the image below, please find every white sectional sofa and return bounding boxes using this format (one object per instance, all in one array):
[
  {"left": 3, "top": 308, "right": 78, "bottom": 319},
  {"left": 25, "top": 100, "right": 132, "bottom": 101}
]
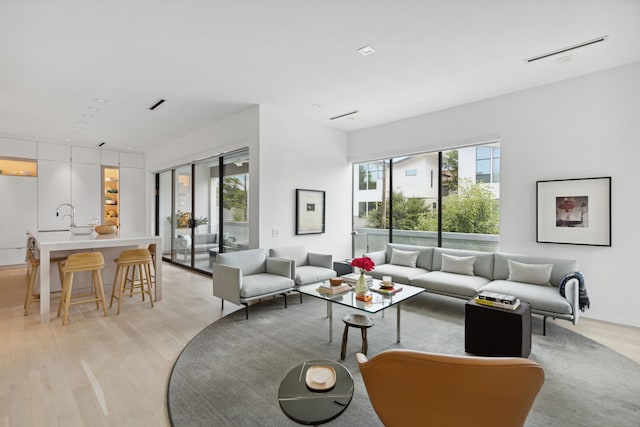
[{"left": 365, "top": 243, "right": 582, "bottom": 334}]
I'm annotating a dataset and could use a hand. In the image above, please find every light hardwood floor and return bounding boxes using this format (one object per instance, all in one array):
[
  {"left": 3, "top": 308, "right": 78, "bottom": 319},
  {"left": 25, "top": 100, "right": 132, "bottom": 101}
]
[{"left": 0, "top": 264, "right": 638, "bottom": 426}]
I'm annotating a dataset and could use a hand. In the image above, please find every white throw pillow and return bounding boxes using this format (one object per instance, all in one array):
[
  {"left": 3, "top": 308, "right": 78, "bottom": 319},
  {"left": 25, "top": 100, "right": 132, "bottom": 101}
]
[
  {"left": 390, "top": 249, "right": 419, "bottom": 268},
  {"left": 440, "top": 253, "right": 476, "bottom": 276},
  {"left": 507, "top": 259, "right": 553, "bottom": 286}
]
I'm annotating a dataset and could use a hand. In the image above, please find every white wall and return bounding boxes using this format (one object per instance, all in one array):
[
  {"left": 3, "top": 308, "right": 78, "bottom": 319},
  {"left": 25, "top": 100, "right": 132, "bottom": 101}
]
[
  {"left": 258, "top": 105, "right": 351, "bottom": 259},
  {"left": 349, "top": 61, "right": 640, "bottom": 328}
]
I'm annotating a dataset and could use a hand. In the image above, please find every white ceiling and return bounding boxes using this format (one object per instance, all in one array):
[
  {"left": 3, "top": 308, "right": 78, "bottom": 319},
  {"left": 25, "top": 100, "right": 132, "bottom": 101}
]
[{"left": 1, "top": 0, "right": 639, "bottom": 153}]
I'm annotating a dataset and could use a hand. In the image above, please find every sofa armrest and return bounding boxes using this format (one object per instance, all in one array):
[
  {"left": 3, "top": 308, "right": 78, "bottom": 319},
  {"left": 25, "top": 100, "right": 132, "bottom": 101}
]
[
  {"left": 308, "top": 252, "right": 332, "bottom": 269},
  {"left": 365, "top": 250, "right": 386, "bottom": 266},
  {"left": 212, "top": 263, "right": 242, "bottom": 305},
  {"left": 266, "top": 257, "right": 293, "bottom": 278},
  {"left": 562, "top": 277, "right": 581, "bottom": 324}
]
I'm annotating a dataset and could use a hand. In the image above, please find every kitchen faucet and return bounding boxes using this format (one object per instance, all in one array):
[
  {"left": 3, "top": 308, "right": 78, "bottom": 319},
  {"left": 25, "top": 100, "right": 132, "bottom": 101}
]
[{"left": 56, "top": 203, "right": 76, "bottom": 227}]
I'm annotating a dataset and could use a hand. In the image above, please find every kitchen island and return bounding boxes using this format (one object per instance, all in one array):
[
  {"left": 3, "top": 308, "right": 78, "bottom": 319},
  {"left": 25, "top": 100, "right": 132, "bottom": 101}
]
[{"left": 28, "top": 230, "right": 162, "bottom": 324}]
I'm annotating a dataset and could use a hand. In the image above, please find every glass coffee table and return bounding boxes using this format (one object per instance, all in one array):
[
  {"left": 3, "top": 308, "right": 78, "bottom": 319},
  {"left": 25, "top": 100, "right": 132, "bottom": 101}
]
[{"left": 297, "top": 279, "right": 425, "bottom": 343}]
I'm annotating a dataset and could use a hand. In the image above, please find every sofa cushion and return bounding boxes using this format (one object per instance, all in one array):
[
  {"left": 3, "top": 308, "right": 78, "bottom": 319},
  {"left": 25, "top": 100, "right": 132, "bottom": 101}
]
[
  {"left": 507, "top": 259, "right": 552, "bottom": 286},
  {"left": 240, "top": 273, "right": 293, "bottom": 298},
  {"left": 479, "top": 280, "right": 573, "bottom": 315},
  {"left": 295, "top": 265, "right": 336, "bottom": 286},
  {"left": 433, "top": 248, "right": 494, "bottom": 279},
  {"left": 494, "top": 253, "right": 578, "bottom": 286},
  {"left": 385, "top": 244, "right": 434, "bottom": 270},
  {"left": 269, "top": 246, "right": 308, "bottom": 267},
  {"left": 411, "top": 271, "right": 490, "bottom": 298},
  {"left": 308, "top": 252, "right": 332, "bottom": 269},
  {"left": 218, "top": 248, "right": 266, "bottom": 276},
  {"left": 390, "top": 248, "right": 419, "bottom": 268},
  {"left": 369, "top": 264, "right": 428, "bottom": 285},
  {"left": 441, "top": 254, "right": 476, "bottom": 276}
]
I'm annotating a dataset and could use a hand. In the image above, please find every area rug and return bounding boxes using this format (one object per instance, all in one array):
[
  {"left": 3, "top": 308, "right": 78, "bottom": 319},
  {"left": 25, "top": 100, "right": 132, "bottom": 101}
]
[{"left": 167, "top": 293, "right": 640, "bottom": 426}]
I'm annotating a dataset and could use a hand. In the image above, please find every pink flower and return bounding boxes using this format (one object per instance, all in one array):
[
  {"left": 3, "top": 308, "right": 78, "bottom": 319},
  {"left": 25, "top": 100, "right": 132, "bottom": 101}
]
[{"left": 350, "top": 256, "right": 375, "bottom": 272}]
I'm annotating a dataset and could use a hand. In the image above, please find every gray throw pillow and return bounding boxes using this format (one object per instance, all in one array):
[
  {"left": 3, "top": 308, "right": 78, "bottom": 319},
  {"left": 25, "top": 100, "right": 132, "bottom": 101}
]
[
  {"left": 507, "top": 259, "right": 553, "bottom": 286},
  {"left": 441, "top": 253, "right": 476, "bottom": 276},
  {"left": 390, "top": 248, "right": 419, "bottom": 268}
]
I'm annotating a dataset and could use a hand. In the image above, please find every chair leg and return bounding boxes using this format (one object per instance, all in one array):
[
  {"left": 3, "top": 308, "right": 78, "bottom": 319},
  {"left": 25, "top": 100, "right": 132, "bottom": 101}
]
[
  {"left": 109, "top": 264, "right": 121, "bottom": 309},
  {"left": 299, "top": 292, "right": 302, "bottom": 304},
  {"left": 221, "top": 299, "right": 224, "bottom": 310},
  {"left": 243, "top": 303, "right": 249, "bottom": 320},
  {"left": 543, "top": 316, "right": 547, "bottom": 336},
  {"left": 143, "top": 263, "right": 154, "bottom": 307},
  {"left": 284, "top": 293, "right": 288, "bottom": 308}
]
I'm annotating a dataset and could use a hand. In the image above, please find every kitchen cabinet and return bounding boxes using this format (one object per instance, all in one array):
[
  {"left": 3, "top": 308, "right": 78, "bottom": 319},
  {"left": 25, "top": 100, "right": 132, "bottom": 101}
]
[
  {"left": 38, "top": 160, "right": 72, "bottom": 231},
  {"left": 72, "top": 162, "right": 101, "bottom": 225},
  {"left": 119, "top": 166, "right": 146, "bottom": 233},
  {"left": 0, "top": 174, "right": 37, "bottom": 265}
]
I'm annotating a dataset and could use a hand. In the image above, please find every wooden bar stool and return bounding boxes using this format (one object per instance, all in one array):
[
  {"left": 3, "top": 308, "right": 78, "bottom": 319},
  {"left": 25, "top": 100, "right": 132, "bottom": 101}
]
[
  {"left": 110, "top": 248, "right": 154, "bottom": 314},
  {"left": 341, "top": 313, "right": 375, "bottom": 360},
  {"left": 24, "top": 249, "right": 67, "bottom": 316},
  {"left": 57, "top": 252, "right": 108, "bottom": 325},
  {"left": 147, "top": 243, "right": 156, "bottom": 285}
]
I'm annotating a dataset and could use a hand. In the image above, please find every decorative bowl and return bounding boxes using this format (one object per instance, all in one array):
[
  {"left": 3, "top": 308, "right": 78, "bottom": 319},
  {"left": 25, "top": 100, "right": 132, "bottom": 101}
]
[
  {"left": 95, "top": 225, "right": 116, "bottom": 235},
  {"left": 329, "top": 277, "right": 344, "bottom": 286}
]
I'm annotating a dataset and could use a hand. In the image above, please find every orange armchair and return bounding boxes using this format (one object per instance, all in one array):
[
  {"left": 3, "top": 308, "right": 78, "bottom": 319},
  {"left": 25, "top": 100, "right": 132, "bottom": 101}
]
[{"left": 356, "top": 349, "right": 544, "bottom": 427}]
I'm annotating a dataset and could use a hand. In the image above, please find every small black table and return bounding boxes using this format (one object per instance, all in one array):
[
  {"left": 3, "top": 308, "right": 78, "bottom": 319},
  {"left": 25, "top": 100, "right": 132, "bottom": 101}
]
[
  {"left": 278, "top": 359, "right": 354, "bottom": 425},
  {"left": 465, "top": 299, "right": 532, "bottom": 357}
]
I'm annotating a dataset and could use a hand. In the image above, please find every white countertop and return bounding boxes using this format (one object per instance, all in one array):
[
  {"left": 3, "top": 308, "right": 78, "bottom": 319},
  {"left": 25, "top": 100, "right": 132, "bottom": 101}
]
[{"left": 30, "top": 229, "right": 155, "bottom": 245}]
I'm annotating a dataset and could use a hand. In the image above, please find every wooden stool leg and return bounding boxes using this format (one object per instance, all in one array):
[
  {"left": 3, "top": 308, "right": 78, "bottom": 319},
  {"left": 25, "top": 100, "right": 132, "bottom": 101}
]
[
  {"left": 341, "top": 325, "right": 349, "bottom": 360},
  {"left": 109, "top": 264, "right": 121, "bottom": 308},
  {"left": 24, "top": 263, "right": 37, "bottom": 316},
  {"left": 117, "top": 265, "right": 128, "bottom": 315},
  {"left": 361, "top": 328, "right": 368, "bottom": 355},
  {"left": 143, "top": 263, "right": 154, "bottom": 307},
  {"left": 137, "top": 265, "right": 145, "bottom": 301},
  {"left": 62, "top": 272, "right": 74, "bottom": 326},
  {"left": 94, "top": 270, "right": 108, "bottom": 317},
  {"left": 128, "top": 265, "right": 135, "bottom": 298}
]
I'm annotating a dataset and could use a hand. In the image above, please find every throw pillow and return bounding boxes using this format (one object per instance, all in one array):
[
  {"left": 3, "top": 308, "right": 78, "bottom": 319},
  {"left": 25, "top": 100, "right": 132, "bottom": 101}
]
[
  {"left": 507, "top": 259, "right": 553, "bottom": 286},
  {"left": 440, "top": 253, "right": 476, "bottom": 276},
  {"left": 390, "top": 249, "right": 419, "bottom": 268}
]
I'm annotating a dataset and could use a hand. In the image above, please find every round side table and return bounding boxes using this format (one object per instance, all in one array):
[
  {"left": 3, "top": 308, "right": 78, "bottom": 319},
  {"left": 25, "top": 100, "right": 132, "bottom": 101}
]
[{"left": 278, "top": 359, "right": 354, "bottom": 425}]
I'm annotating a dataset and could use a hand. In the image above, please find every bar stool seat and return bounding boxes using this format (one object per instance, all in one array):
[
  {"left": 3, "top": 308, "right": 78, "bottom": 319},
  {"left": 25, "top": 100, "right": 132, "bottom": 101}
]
[
  {"left": 110, "top": 248, "right": 154, "bottom": 314},
  {"left": 24, "top": 249, "right": 67, "bottom": 316},
  {"left": 341, "top": 313, "right": 375, "bottom": 360},
  {"left": 57, "top": 252, "right": 108, "bottom": 325}
]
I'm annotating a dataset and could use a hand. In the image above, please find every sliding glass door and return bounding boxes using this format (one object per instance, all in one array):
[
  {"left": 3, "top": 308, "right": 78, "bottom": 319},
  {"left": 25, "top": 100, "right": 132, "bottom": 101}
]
[{"left": 156, "top": 148, "right": 249, "bottom": 274}]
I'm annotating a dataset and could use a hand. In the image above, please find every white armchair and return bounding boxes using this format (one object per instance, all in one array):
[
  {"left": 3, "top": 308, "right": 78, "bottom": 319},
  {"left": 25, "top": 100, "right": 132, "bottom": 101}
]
[{"left": 213, "top": 248, "right": 294, "bottom": 319}]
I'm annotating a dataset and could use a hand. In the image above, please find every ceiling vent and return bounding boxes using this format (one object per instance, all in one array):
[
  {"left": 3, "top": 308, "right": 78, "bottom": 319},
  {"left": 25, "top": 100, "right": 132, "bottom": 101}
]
[
  {"left": 525, "top": 35, "right": 608, "bottom": 63},
  {"left": 148, "top": 98, "right": 166, "bottom": 111},
  {"left": 329, "top": 110, "right": 358, "bottom": 121}
]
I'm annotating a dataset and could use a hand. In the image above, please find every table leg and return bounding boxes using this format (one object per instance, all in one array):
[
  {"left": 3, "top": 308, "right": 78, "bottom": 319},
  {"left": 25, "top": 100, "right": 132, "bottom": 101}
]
[
  {"left": 39, "top": 246, "right": 51, "bottom": 324},
  {"left": 396, "top": 304, "right": 401, "bottom": 343},
  {"left": 328, "top": 301, "right": 333, "bottom": 343}
]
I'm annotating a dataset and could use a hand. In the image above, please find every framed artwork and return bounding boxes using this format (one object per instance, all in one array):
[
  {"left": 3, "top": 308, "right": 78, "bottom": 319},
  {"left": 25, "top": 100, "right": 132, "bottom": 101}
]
[
  {"left": 536, "top": 177, "right": 611, "bottom": 246},
  {"left": 295, "top": 189, "right": 325, "bottom": 235}
]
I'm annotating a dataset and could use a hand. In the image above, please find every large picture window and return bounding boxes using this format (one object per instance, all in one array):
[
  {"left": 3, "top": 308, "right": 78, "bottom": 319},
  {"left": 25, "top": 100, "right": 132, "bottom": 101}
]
[{"left": 352, "top": 143, "right": 500, "bottom": 255}]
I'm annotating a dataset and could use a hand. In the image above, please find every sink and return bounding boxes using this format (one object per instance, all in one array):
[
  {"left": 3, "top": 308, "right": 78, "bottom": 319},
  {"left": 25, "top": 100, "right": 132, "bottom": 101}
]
[{"left": 70, "top": 225, "right": 95, "bottom": 235}]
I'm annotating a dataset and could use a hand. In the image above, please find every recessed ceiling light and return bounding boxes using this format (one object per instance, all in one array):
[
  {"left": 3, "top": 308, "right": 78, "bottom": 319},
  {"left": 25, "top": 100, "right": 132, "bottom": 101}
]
[
  {"left": 357, "top": 45, "right": 376, "bottom": 56},
  {"left": 312, "top": 103, "right": 321, "bottom": 108},
  {"left": 88, "top": 107, "right": 99, "bottom": 111},
  {"left": 127, "top": 147, "right": 133, "bottom": 151},
  {"left": 94, "top": 98, "right": 107, "bottom": 103},
  {"left": 64, "top": 138, "right": 72, "bottom": 142},
  {"left": 329, "top": 110, "right": 359, "bottom": 120},
  {"left": 83, "top": 114, "right": 93, "bottom": 119}
]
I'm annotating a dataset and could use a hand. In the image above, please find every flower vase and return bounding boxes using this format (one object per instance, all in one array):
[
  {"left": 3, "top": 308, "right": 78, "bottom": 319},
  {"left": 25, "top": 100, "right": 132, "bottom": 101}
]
[{"left": 355, "top": 272, "right": 369, "bottom": 294}]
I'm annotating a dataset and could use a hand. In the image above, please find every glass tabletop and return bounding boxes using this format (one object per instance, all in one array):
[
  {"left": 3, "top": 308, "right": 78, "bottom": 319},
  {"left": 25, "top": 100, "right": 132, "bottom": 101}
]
[{"left": 297, "top": 279, "right": 425, "bottom": 314}]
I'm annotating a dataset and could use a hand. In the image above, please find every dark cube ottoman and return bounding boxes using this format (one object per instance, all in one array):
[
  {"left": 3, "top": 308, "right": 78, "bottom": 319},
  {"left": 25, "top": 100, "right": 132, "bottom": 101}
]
[{"left": 465, "top": 299, "right": 532, "bottom": 357}]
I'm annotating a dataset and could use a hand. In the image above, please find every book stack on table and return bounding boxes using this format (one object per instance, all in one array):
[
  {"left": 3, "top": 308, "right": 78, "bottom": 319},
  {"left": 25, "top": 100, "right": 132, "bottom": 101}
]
[
  {"left": 341, "top": 273, "right": 373, "bottom": 285},
  {"left": 475, "top": 291, "right": 520, "bottom": 310},
  {"left": 317, "top": 283, "right": 351, "bottom": 295}
]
